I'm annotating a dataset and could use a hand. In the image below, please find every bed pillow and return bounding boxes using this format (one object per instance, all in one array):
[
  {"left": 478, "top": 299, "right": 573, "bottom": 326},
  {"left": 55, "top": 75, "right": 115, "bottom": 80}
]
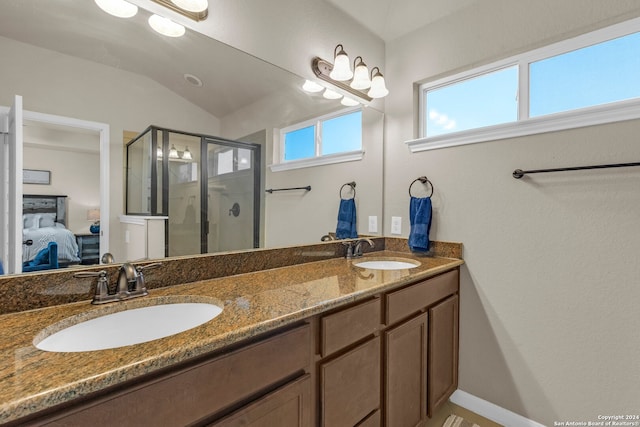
[
  {"left": 39, "top": 213, "right": 56, "bottom": 228},
  {"left": 23, "top": 214, "right": 40, "bottom": 230}
]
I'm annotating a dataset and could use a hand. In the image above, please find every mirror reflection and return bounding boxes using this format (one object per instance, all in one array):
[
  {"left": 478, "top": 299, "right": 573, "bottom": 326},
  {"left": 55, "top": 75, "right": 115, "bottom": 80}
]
[{"left": 0, "top": 0, "right": 383, "bottom": 277}]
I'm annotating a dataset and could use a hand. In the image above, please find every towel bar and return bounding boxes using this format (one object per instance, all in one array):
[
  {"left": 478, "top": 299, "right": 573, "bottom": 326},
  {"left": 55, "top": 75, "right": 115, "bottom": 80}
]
[{"left": 409, "top": 176, "right": 433, "bottom": 197}]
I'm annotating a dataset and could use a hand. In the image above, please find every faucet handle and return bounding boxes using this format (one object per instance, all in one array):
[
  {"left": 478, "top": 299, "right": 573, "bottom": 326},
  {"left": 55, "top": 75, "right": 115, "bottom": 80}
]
[
  {"left": 133, "top": 262, "right": 162, "bottom": 294},
  {"left": 74, "top": 270, "right": 110, "bottom": 303},
  {"left": 342, "top": 241, "right": 355, "bottom": 259}
]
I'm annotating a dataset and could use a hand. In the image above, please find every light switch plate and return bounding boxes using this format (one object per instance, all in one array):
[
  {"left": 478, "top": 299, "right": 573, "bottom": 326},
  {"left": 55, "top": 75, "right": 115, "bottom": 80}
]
[
  {"left": 368, "top": 216, "right": 378, "bottom": 233},
  {"left": 391, "top": 216, "right": 402, "bottom": 235}
]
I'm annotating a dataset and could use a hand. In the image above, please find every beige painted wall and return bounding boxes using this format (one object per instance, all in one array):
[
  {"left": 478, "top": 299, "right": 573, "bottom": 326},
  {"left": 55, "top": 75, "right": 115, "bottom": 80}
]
[
  {"left": 384, "top": 1, "right": 640, "bottom": 424},
  {"left": 0, "top": 36, "right": 221, "bottom": 260}
]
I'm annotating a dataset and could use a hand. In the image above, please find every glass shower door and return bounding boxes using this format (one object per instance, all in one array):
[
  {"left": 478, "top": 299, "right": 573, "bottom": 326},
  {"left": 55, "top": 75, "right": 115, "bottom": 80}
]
[
  {"left": 205, "top": 138, "right": 259, "bottom": 253},
  {"left": 167, "top": 132, "right": 202, "bottom": 257}
]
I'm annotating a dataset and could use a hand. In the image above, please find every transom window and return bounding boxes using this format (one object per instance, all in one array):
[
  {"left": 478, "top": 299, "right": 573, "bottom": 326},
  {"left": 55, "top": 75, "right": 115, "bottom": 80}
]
[
  {"left": 280, "top": 109, "right": 362, "bottom": 163},
  {"left": 412, "top": 18, "right": 640, "bottom": 152}
]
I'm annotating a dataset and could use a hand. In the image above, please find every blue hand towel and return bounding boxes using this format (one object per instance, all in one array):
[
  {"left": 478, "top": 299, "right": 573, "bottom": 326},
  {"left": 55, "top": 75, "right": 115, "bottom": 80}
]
[
  {"left": 409, "top": 196, "right": 432, "bottom": 252},
  {"left": 336, "top": 198, "right": 357, "bottom": 239}
]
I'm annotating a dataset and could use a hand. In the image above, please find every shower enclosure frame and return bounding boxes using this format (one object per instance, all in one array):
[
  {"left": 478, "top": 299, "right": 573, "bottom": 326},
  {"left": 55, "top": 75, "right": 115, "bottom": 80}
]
[{"left": 125, "top": 125, "right": 261, "bottom": 256}]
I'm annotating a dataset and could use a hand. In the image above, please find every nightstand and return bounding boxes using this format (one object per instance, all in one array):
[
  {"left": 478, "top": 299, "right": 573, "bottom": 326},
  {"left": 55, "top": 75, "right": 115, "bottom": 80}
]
[{"left": 76, "top": 234, "right": 100, "bottom": 265}]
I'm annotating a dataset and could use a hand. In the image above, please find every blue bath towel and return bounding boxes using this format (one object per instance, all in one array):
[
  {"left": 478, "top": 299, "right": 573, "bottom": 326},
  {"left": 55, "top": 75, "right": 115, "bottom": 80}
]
[
  {"left": 409, "top": 196, "right": 432, "bottom": 252},
  {"left": 336, "top": 198, "right": 357, "bottom": 239}
]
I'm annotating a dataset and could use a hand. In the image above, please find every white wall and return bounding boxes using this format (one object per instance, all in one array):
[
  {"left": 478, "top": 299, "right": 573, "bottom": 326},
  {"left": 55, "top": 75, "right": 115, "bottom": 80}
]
[
  {"left": 0, "top": 35, "right": 222, "bottom": 259},
  {"left": 23, "top": 126, "right": 100, "bottom": 234},
  {"left": 384, "top": 1, "right": 640, "bottom": 424}
]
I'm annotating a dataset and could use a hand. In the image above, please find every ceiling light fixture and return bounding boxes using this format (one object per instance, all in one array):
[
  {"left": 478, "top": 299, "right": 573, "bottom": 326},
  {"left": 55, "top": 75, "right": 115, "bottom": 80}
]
[
  {"left": 94, "top": 0, "right": 138, "bottom": 18},
  {"left": 311, "top": 44, "right": 389, "bottom": 103},
  {"left": 148, "top": 14, "right": 186, "bottom": 37}
]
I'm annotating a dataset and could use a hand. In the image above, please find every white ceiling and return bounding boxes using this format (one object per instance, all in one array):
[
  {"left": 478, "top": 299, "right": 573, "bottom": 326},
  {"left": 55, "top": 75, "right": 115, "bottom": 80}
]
[{"left": 325, "top": 0, "right": 479, "bottom": 42}]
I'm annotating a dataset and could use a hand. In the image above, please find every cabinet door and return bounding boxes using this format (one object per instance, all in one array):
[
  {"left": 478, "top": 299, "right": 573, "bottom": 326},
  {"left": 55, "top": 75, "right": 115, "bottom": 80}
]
[
  {"left": 210, "top": 375, "right": 311, "bottom": 427},
  {"left": 384, "top": 312, "right": 428, "bottom": 427},
  {"left": 321, "top": 336, "right": 381, "bottom": 427},
  {"left": 428, "top": 294, "right": 459, "bottom": 416}
]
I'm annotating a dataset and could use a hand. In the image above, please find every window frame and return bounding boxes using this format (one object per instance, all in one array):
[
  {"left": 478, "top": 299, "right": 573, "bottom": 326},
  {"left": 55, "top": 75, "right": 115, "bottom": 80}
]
[
  {"left": 410, "top": 17, "right": 640, "bottom": 152},
  {"left": 271, "top": 107, "right": 364, "bottom": 172}
]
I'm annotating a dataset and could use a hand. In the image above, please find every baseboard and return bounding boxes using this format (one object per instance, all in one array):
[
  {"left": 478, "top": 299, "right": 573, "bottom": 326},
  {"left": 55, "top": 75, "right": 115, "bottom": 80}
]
[{"left": 449, "top": 390, "right": 546, "bottom": 427}]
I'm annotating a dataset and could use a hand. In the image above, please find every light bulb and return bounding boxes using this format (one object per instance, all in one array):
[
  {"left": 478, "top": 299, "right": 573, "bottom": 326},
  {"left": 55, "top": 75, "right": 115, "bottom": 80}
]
[
  {"left": 170, "top": 0, "right": 208, "bottom": 12},
  {"left": 302, "top": 80, "right": 324, "bottom": 93},
  {"left": 323, "top": 88, "right": 342, "bottom": 100},
  {"left": 148, "top": 14, "right": 185, "bottom": 37},
  {"left": 350, "top": 57, "right": 371, "bottom": 90},
  {"left": 341, "top": 97, "right": 360, "bottom": 106},
  {"left": 169, "top": 144, "right": 179, "bottom": 159},
  {"left": 94, "top": 0, "right": 138, "bottom": 18},
  {"left": 368, "top": 68, "right": 389, "bottom": 98},
  {"left": 329, "top": 45, "right": 353, "bottom": 81}
]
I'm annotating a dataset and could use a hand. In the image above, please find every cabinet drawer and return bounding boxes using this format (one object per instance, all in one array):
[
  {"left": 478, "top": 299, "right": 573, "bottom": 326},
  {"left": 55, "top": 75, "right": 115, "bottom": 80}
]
[
  {"left": 38, "top": 324, "right": 311, "bottom": 426},
  {"left": 321, "top": 336, "right": 380, "bottom": 427},
  {"left": 321, "top": 298, "right": 380, "bottom": 356},
  {"left": 210, "top": 374, "right": 312, "bottom": 427},
  {"left": 385, "top": 269, "right": 458, "bottom": 325}
]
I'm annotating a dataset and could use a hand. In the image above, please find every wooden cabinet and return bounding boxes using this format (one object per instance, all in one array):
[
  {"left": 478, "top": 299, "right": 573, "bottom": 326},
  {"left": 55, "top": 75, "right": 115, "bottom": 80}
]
[
  {"left": 22, "top": 324, "right": 311, "bottom": 426},
  {"left": 319, "top": 298, "right": 381, "bottom": 427},
  {"left": 210, "top": 374, "right": 312, "bottom": 427},
  {"left": 75, "top": 234, "right": 100, "bottom": 265},
  {"left": 15, "top": 267, "right": 459, "bottom": 427},
  {"left": 428, "top": 294, "right": 459, "bottom": 417},
  {"left": 384, "top": 313, "right": 428, "bottom": 427}
]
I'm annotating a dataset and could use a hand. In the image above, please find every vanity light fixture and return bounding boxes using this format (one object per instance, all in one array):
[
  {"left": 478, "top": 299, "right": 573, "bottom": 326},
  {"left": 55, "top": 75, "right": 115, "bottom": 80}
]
[
  {"left": 182, "top": 147, "right": 193, "bottom": 160},
  {"left": 150, "top": 0, "right": 208, "bottom": 21},
  {"left": 170, "top": 0, "right": 208, "bottom": 13},
  {"left": 302, "top": 80, "right": 324, "bottom": 93},
  {"left": 157, "top": 146, "right": 163, "bottom": 158},
  {"left": 329, "top": 44, "right": 353, "bottom": 81},
  {"left": 311, "top": 45, "right": 388, "bottom": 102},
  {"left": 323, "top": 88, "right": 343, "bottom": 100},
  {"left": 368, "top": 67, "right": 389, "bottom": 98},
  {"left": 341, "top": 96, "right": 360, "bottom": 107},
  {"left": 94, "top": 0, "right": 138, "bottom": 18},
  {"left": 148, "top": 14, "right": 186, "bottom": 37},
  {"left": 169, "top": 144, "right": 180, "bottom": 159},
  {"left": 350, "top": 57, "right": 371, "bottom": 90}
]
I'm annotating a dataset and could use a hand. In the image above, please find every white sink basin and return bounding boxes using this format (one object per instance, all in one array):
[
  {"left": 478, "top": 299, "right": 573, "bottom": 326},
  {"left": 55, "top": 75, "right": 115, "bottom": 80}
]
[
  {"left": 35, "top": 302, "right": 223, "bottom": 352},
  {"left": 354, "top": 259, "right": 420, "bottom": 270}
]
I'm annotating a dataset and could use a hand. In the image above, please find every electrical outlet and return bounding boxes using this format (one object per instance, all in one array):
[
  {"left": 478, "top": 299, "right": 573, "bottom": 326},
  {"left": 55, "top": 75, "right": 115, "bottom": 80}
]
[
  {"left": 391, "top": 216, "right": 402, "bottom": 235},
  {"left": 368, "top": 216, "right": 378, "bottom": 233}
]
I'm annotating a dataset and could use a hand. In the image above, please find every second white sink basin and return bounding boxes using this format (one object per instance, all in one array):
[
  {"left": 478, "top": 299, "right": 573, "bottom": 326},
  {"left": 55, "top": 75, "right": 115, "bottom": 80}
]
[
  {"left": 35, "top": 301, "right": 223, "bottom": 352},
  {"left": 354, "top": 259, "right": 420, "bottom": 270}
]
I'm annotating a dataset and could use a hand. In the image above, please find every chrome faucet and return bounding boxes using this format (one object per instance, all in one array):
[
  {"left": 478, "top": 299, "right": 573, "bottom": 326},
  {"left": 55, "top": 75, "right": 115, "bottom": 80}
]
[
  {"left": 342, "top": 238, "right": 375, "bottom": 259},
  {"left": 74, "top": 262, "right": 162, "bottom": 305}
]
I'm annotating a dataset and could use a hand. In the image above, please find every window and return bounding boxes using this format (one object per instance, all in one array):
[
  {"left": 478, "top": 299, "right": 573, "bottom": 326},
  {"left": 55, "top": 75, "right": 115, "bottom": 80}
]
[
  {"left": 425, "top": 66, "right": 518, "bottom": 138},
  {"left": 412, "top": 18, "right": 640, "bottom": 152},
  {"left": 275, "top": 109, "right": 363, "bottom": 170}
]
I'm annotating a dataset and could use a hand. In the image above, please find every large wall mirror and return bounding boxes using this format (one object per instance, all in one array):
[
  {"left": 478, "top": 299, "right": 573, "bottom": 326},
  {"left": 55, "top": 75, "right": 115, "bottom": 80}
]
[{"left": 0, "top": 0, "right": 383, "bottom": 277}]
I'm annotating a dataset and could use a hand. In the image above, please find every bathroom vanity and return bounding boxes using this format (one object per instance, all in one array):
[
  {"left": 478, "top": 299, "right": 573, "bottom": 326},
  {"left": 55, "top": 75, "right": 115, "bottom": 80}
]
[{"left": 0, "top": 242, "right": 462, "bottom": 427}]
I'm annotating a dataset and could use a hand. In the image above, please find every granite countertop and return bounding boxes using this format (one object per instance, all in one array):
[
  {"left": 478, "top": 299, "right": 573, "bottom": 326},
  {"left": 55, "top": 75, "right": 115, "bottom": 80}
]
[{"left": 0, "top": 250, "right": 463, "bottom": 424}]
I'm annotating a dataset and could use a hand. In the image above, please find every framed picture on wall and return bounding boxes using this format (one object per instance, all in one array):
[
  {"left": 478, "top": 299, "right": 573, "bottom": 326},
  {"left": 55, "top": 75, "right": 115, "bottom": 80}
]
[{"left": 23, "top": 169, "right": 51, "bottom": 185}]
